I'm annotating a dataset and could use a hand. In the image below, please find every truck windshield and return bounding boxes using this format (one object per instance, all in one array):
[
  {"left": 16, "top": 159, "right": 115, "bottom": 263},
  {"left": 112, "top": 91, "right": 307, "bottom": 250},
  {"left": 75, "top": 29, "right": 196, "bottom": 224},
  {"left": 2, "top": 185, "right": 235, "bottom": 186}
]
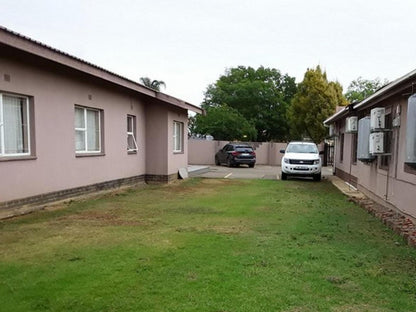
[{"left": 286, "top": 144, "right": 318, "bottom": 154}]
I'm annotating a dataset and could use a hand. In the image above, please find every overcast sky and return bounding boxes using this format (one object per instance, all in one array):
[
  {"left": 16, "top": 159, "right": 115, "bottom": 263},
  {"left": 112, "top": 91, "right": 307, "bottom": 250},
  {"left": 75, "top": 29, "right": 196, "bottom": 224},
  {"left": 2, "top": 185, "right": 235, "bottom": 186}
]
[{"left": 2, "top": 0, "right": 416, "bottom": 106}]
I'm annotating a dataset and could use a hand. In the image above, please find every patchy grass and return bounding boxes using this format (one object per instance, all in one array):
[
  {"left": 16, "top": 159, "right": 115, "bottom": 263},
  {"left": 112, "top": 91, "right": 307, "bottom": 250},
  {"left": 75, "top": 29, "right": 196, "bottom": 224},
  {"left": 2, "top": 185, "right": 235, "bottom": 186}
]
[{"left": 1, "top": 178, "right": 416, "bottom": 311}]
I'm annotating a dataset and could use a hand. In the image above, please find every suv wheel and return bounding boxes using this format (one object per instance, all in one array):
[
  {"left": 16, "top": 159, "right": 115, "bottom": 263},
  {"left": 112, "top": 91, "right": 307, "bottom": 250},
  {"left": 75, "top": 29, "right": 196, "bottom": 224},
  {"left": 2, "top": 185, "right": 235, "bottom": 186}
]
[
  {"left": 227, "top": 158, "right": 234, "bottom": 167},
  {"left": 215, "top": 156, "right": 220, "bottom": 166}
]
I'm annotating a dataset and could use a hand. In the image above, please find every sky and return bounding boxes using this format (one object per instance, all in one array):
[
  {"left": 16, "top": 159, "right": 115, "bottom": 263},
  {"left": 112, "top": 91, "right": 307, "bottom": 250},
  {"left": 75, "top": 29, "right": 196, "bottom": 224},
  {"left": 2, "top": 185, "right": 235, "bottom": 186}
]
[{"left": 2, "top": 0, "right": 416, "bottom": 106}]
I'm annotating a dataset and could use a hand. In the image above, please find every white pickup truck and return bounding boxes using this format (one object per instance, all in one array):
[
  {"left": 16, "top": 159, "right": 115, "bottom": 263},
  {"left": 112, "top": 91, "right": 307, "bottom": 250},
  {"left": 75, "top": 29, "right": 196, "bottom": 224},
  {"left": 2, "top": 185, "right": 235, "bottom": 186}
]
[{"left": 280, "top": 141, "right": 322, "bottom": 181}]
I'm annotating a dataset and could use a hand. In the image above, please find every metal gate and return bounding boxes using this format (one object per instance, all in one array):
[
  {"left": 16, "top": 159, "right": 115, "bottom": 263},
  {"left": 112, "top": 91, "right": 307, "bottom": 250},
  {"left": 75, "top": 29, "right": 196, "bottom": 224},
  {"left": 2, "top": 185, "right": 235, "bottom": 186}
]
[{"left": 323, "top": 142, "right": 334, "bottom": 166}]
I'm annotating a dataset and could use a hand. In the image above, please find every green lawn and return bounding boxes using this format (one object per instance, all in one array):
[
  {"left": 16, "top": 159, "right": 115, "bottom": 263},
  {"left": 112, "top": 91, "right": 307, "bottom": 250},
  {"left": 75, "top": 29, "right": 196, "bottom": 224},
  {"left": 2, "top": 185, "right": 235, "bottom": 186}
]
[{"left": 1, "top": 178, "right": 416, "bottom": 311}]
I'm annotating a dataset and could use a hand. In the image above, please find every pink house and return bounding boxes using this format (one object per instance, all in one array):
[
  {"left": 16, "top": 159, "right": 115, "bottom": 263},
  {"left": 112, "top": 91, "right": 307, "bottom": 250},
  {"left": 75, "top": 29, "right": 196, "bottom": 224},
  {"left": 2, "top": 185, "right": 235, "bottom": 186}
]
[
  {"left": 0, "top": 27, "right": 202, "bottom": 216},
  {"left": 324, "top": 68, "right": 416, "bottom": 220}
]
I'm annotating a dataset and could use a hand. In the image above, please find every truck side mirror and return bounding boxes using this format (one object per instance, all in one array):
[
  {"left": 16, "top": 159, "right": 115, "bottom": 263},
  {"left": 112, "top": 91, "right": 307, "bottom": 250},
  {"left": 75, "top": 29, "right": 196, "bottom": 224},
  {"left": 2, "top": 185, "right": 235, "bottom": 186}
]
[{"left": 280, "top": 149, "right": 285, "bottom": 154}]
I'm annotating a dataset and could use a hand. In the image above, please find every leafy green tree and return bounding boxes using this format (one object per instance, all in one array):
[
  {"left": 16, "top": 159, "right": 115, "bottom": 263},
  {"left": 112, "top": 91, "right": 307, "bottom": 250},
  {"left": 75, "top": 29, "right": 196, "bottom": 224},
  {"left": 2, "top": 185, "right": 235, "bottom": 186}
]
[
  {"left": 192, "top": 105, "right": 257, "bottom": 141},
  {"left": 202, "top": 66, "right": 297, "bottom": 141},
  {"left": 288, "top": 66, "right": 344, "bottom": 143},
  {"left": 345, "top": 77, "right": 389, "bottom": 103},
  {"left": 329, "top": 81, "right": 348, "bottom": 106},
  {"left": 139, "top": 77, "right": 166, "bottom": 91}
]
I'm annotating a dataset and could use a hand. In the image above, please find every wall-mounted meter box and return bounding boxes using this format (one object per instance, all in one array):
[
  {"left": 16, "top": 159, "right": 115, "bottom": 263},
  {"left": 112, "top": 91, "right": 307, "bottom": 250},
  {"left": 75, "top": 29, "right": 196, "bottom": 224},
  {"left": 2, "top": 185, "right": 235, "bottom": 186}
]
[
  {"left": 345, "top": 116, "right": 358, "bottom": 133},
  {"left": 357, "top": 116, "right": 374, "bottom": 161},
  {"left": 370, "top": 107, "right": 385, "bottom": 131},
  {"left": 369, "top": 132, "right": 384, "bottom": 154},
  {"left": 405, "top": 94, "right": 416, "bottom": 165},
  {"left": 329, "top": 124, "right": 335, "bottom": 137}
]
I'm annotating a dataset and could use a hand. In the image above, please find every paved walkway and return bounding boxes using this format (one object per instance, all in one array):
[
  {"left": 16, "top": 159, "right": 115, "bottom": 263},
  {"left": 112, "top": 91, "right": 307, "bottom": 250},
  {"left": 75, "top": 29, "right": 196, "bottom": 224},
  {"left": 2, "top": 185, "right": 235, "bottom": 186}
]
[
  {"left": 189, "top": 165, "right": 335, "bottom": 181},
  {"left": 188, "top": 164, "right": 366, "bottom": 200}
]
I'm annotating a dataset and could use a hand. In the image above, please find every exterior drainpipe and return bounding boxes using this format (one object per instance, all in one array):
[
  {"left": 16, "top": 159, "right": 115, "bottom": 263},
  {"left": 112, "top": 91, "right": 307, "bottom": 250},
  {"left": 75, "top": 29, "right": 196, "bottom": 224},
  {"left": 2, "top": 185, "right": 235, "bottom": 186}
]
[
  {"left": 385, "top": 160, "right": 390, "bottom": 201},
  {"left": 349, "top": 134, "right": 354, "bottom": 189}
]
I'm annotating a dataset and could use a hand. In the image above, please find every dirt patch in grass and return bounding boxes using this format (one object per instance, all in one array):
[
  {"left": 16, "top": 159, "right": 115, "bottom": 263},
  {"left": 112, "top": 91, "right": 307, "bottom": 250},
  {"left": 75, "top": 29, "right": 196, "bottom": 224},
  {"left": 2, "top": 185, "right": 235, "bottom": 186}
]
[
  {"left": 59, "top": 211, "right": 143, "bottom": 226},
  {"left": 331, "top": 304, "right": 390, "bottom": 312},
  {"left": 209, "top": 224, "right": 249, "bottom": 234},
  {"left": 175, "top": 223, "right": 249, "bottom": 235}
]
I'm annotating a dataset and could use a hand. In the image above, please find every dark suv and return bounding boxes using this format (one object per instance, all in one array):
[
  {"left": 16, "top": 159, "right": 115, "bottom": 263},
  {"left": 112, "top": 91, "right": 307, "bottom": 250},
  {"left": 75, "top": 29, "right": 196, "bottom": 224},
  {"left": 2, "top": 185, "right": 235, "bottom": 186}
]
[{"left": 215, "top": 143, "right": 256, "bottom": 167}]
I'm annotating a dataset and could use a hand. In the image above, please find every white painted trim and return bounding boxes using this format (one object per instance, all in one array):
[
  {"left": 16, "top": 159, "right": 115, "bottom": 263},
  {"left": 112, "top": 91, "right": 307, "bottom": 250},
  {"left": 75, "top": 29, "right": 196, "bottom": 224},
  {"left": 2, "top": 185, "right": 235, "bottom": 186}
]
[
  {"left": 127, "top": 115, "right": 138, "bottom": 152},
  {"left": 0, "top": 93, "right": 31, "bottom": 157},
  {"left": 75, "top": 106, "right": 102, "bottom": 154},
  {"left": 173, "top": 121, "right": 183, "bottom": 153}
]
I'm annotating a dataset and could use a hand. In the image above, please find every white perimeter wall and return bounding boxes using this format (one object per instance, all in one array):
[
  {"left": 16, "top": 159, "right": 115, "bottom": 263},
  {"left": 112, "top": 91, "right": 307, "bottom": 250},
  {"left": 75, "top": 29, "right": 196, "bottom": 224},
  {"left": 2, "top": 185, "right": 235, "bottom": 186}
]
[{"left": 188, "top": 139, "right": 289, "bottom": 165}]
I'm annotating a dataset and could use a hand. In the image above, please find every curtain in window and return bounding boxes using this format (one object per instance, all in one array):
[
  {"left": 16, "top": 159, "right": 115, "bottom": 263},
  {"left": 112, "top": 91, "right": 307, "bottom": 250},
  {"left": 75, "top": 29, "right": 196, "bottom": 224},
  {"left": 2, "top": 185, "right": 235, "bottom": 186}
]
[
  {"left": 87, "top": 110, "right": 99, "bottom": 151},
  {"left": 3, "top": 95, "right": 26, "bottom": 154},
  {"left": 74, "top": 107, "right": 86, "bottom": 151}
]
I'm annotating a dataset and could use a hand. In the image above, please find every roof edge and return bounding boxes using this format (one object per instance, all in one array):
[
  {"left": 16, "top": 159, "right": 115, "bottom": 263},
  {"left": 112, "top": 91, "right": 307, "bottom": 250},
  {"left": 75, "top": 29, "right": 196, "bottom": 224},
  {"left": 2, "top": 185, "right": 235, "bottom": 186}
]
[
  {"left": 324, "top": 68, "right": 416, "bottom": 124},
  {"left": 0, "top": 26, "right": 202, "bottom": 114},
  {"left": 353, "top": 68, "right": 416, "bottom": 111},
  {"left": 323, "top": 107, "right": 348, "bottom": 125}
]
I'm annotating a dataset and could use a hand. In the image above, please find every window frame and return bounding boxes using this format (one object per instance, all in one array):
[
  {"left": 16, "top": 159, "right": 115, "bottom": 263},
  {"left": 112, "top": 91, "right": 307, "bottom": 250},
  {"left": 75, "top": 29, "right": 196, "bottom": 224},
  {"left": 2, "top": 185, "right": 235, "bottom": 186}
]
[
  {"left": 352, "top": 133, "right": 358, "bottom": 164},
  {"left": 0, "top": 92, "right": 31, "bottom": 157},
  {"left": 127, "top": 115, "right": 138, "bottom": 153},
  {"left": 74, "top": 105, "right": 103, "bottom": 155},
  {"left": 340, "top": 132, "right": 345, "bottom": 163},
  {"left": 379, "top": 110, "right": 392, "bottom": 170},
  {"left": 173, "top": 121, "right": 184, "bottom": 153}
]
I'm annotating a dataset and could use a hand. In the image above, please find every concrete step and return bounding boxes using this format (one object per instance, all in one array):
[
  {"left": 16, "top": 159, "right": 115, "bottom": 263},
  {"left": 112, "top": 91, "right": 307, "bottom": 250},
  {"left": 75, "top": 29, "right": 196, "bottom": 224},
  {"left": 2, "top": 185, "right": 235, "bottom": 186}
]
[{"left": 187, "top": 165, "right": 210, "bottom": 177}]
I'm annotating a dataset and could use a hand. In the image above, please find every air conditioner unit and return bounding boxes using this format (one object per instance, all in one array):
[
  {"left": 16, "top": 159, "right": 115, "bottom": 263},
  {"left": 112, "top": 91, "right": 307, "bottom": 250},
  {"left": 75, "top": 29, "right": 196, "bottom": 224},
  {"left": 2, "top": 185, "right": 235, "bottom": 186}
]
[
  {"left": 345, "top": 116, "right": 358, "bottom": 133},
  {"left": 370, "top": 107, "right": 385, "bottom": 131},
  {"left": 329, "top": 124, "right": 335, "bottom": 137},
  {"left": 369, "top": 132, "right": 384, "bottom": 154},
  {"left": 357, "top": 116, "right": 374, "bottom": 161},
  {"left": 406, "top": 94, "right": 416, "bottom": 165}
]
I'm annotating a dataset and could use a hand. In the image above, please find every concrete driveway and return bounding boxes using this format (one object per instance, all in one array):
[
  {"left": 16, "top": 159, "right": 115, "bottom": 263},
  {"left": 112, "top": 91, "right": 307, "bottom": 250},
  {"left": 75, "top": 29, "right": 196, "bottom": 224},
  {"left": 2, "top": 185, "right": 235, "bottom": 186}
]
[{"left": 190, "top": 165, "right": 333, "bottom": 180}]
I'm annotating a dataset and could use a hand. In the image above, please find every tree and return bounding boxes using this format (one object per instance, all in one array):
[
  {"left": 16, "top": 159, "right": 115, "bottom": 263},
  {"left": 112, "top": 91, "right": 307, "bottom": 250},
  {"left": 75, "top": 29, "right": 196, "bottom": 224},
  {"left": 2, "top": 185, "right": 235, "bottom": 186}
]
[
  {"left": 139, "top": 77, "right": 166, "bottom": 91},
  {"left": 202, "top": 66, "right": 297, "bottom": 141},
  {"left": 192, "top": 105, "right": 257, "bottom": 141},
  {"left": 345, "top": 77, "right": 389, "bottom": 103},
  {"left": 329, "top": 81, "right": 348, "bottom": 106},
  {"left": 288, "top": 66, "right": 345, "bottom": 143}
]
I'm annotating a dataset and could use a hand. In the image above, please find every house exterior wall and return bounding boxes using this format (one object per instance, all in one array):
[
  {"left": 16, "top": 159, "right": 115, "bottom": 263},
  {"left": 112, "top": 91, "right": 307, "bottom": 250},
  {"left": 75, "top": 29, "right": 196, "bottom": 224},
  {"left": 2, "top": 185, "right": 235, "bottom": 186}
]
[
  {"left": 167, "top": 109, "right": 188, "bottom": 175},
  {"left": 0, "top": 55, "right": 147, "bottom": 203},
  {"left": 0, "top": 27, "right": 202, "bottom": 218},
  {"left": 332, "top": 95, "right": 416, "bottom": 219},
  {"left": 144, "top": 104, "right": 189, "bottom": 179},
  {"left": 145, "top": 103, "right": 168, "bottom": 176}
]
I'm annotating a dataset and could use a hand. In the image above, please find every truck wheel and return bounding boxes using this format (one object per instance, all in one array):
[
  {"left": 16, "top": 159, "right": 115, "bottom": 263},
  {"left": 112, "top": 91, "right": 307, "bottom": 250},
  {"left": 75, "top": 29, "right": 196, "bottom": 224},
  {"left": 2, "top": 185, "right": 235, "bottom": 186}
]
[
  {"left": 281, "top": 172, "right": 287, "bottom": 180},
  {"left": 313, "top": 173, "right": 321, "bottom": 181}
]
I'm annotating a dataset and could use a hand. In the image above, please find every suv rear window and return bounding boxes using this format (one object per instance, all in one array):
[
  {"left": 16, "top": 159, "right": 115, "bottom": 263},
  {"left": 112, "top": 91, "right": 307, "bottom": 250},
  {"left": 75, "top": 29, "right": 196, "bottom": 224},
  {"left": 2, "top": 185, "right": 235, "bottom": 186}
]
[{"left": 236, "top": 146, "right": 253, "bottom": 152}]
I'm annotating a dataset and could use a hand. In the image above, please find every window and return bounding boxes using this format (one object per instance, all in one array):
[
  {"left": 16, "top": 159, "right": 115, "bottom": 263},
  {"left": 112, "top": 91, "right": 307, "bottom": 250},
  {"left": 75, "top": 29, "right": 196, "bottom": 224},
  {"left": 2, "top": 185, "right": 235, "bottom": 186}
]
[
  {"left": 340, "top": 133, "right": 344, "bottom": 163},
  {"left": 173, "top": 121, "right": 183, "bottom": 153},
  {"left": 127, "top": 115, "right": 138, "bottom": 152},
  {"left": 352, "top": 133, "right": 358, "bottom": 164},
  {"left": 0, "top": 93, "right": 30, "bottom": 156},
  {"left": 75, "top": 106, "right": 102, "bottom": 153},
  {"left": 380, "top": 111, "right": 392, "bottom": 169}
]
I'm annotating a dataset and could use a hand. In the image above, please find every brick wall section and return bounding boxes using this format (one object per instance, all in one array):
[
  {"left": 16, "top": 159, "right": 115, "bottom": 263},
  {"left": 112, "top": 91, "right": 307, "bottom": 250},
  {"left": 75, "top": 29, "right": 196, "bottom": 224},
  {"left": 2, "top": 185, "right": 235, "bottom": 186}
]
[
  {"left": 349, "top": 196, "right": 416, "bottom": 248},
  {"left": 145, "top": 173, "right": 178, "bottom": 183},
  {"left": 0, "top": 175, "right": 145, "bottom": 210},
  {"left": 335, "top": 167, "right": 358, "bottom": 187}
]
